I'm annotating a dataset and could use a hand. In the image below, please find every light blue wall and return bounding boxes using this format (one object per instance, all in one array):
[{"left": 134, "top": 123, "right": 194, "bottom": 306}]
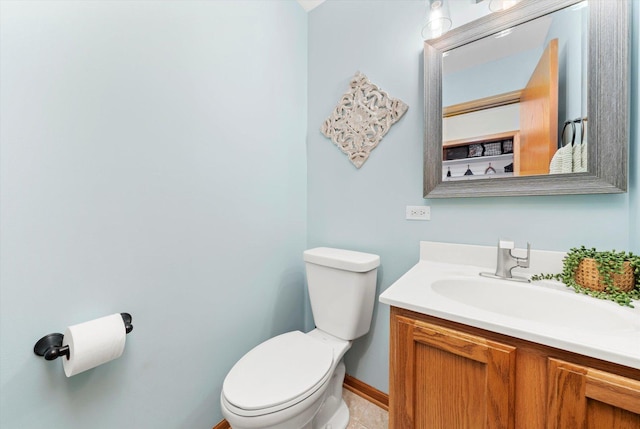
[
  {"left": 308, "top": 0, "right": 639, "bottom": 394},
  {"left": 546, "top": 5, "right": 588, "bottom": 138},
  {"left": 0, "top": 1, "right": 307, "bottom": 427},
  {"left": 443, "top": 48, "right": 541, "bottom": 106},
  {"left": 1, "top": 1, "right": 638, "bottom": 427},
  {"left": 631, "top": 0, "right": 640, "bottom": 254}
]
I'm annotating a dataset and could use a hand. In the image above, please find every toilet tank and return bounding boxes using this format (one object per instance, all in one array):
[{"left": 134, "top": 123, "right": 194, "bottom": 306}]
[{"left": 303, "top": 247, "right": 380, "bottom": 341}]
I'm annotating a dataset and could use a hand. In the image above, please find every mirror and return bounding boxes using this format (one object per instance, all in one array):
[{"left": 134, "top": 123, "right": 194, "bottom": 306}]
[
  {"left": 442, "top": 4, "right": 587, "bottom": 181},
  {"left": 424, "top": 0, "right": 630, "bottom": 198}
]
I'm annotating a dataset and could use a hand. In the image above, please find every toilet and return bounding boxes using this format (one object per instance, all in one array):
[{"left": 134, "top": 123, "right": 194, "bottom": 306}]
[{"left": 220, "top": 247, "right": 380, "bottom": 429}]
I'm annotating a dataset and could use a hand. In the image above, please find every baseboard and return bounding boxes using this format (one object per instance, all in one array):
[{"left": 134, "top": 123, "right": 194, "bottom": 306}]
[
  {"left": 212, "top": 419, "right": 231, "bottom": 429},
  {"left": 343, "top": 374, "right": 389, "bottom": 412},
  {"left": 213, "top": 374, "right": 389, "bottom": 428}
]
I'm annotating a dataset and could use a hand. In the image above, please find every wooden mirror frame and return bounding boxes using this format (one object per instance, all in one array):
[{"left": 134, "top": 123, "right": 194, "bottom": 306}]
[{"left": 424, "top": 0, "right": 630, "bottom": 198}]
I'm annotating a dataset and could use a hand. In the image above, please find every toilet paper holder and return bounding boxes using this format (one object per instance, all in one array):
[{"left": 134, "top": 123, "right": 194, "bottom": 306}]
[{"left": 33, "top": 313, "right": 133, "bottom": 361}]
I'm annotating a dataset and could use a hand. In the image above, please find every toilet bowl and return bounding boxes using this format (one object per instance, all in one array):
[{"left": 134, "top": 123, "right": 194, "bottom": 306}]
[
  {"left": 220, "top": 247, "right": 380, "bottom": 429},
  {"left": 221, "top": 330, "right": 350, "bottom": 429}
]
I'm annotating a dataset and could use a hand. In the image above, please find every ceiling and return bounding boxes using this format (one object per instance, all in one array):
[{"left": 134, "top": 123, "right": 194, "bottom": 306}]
[
  {"left": 296, "top": 1, "right": 556, "bottom": 76},
  {"left": 296, "top": 0, "right": 326, "bottom": 12}
]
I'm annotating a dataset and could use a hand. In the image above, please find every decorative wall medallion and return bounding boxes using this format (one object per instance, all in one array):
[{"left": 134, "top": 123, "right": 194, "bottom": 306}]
[{"left": 321, "top": 72, "right": 408, "bottom": 168}]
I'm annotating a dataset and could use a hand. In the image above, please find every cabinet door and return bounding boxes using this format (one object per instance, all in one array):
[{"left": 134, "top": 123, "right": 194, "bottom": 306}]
[
  {"left": 390, "top": 316, "right": 516, "bottom": 429},
  {"left": 548, "top": 358, "right": 640, "bottom": 429}
]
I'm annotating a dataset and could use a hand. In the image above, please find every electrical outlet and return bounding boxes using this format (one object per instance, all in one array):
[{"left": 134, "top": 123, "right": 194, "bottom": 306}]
[{"left": 406, "top": 205, "right": 430, "bottom": 220}]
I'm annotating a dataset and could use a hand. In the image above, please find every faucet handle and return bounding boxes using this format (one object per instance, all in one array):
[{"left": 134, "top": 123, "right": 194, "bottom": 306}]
[
  {"left": 511, "top": 242, "right": 531, "bottom": 268},
  {"left": 498, "top": 239, "right": 515, "bottom": 249}
]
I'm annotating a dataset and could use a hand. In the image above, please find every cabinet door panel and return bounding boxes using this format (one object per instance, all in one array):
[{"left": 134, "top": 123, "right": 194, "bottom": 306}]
[
  {"left": 586, "top": 400, "right": 640, "bottom": 429},
  {"left": 390, "top": 316, "right": 516, "bottom": 429},
  {"left": 548, "top": 358, "right": 640, "bottom": 429},
  {"left": 415, "top": 344, "right": 487, "bottom": 429},
  {"left": 390, "top": 316, "right": 416, "bottom": 429},
  {"left": 585, "top": 370, "right": 640, "bottom": 415}
]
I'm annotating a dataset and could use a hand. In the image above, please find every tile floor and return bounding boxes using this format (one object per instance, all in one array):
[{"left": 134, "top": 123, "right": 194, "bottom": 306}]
[{"left": 343, "top": 388, "right": 388, "bottom": 429}]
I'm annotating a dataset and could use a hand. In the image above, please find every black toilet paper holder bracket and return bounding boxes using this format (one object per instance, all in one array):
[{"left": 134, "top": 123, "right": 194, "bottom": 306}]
[{"left": 33, "top": 313, "right": 133, "bottom": 361}]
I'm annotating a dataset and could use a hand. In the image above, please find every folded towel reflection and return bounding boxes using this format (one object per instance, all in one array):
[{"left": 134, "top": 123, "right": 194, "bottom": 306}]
[
  {"left": 549, "top": 144, "right": 573, "bottom": 174},
  {"left": 577, "top": 139, "right": 588, "bottom": 173},
  {"left": 572, "top": 142, "right": 582, "bottom": 172}
]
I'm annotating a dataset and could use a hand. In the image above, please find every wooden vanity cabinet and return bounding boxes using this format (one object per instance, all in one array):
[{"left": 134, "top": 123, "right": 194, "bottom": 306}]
[
  {"left": 390, "top": 311, "right": 516, "bottom": 429},
  {"left": 547, "top": 359, "right": 640, "bottom": 429},
  {"left": 389, "top": 307, "right": 640, "bottom": 429}
]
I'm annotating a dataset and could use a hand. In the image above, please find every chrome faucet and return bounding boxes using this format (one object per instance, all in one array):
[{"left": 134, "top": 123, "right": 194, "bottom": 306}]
[{"left": 481, "top": 240, "right": 531, "bottom": 283}]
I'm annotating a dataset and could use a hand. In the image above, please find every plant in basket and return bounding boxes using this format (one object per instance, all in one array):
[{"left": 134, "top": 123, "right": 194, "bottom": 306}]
[{"left": 531, "top": 246, "right": 640, "bottom": 307}]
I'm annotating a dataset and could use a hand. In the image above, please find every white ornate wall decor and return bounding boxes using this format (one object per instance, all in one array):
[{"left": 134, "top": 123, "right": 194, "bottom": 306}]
[{"left": 321, "top": 72, "right": 408, "bottom": 168}]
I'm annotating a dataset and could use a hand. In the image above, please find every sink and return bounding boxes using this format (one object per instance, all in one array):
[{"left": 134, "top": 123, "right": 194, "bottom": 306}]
[
  {"left": 378, "top": 242, "right": 640, "bottom": 369},
  {"left": 431, "top": 277, "right": 639, "bottom": 332}
]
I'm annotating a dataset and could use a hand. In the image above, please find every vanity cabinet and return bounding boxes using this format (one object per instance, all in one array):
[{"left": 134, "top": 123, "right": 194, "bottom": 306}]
[
  {"left": 547, "top": 359, "right": 640, "bottom": 429},
  {"left": 390, "top": 312, "right": 516, "bottom": 429},
  {"left": 389, "top": 307, "right": 640, "bottom": 429}
]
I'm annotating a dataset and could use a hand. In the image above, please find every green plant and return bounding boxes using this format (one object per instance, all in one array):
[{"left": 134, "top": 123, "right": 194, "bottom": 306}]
[{"left": 531, "top": 246, "right": 640, "bottom": 307}]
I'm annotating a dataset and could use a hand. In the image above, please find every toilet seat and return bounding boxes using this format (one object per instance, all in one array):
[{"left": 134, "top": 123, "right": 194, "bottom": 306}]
[{"left": 222, "top": 331, "right": 334, "bottom": 417}]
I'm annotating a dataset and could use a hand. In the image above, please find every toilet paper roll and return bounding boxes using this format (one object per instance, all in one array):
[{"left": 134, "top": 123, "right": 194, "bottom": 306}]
[{"left": 62, "top": 313, "right": 126, "bottom": 377}]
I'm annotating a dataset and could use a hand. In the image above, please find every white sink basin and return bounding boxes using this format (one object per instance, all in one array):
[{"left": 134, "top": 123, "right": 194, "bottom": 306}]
[
  {"left": 431, "top": 277, "right": 639, "bottom": 333},
  {"left": 378, "top": 242, "right": 640, "bottom": 369}
]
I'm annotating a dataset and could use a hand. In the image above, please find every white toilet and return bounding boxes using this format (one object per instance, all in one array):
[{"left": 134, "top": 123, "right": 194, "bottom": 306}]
[{"left": 220, "top": 247, "right": 380, "bottom": 429}]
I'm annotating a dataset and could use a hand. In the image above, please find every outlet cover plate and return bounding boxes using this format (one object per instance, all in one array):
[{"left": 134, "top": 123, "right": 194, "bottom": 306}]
[{"left": 406, "top": 205, "right": 431, "bottom": 220}]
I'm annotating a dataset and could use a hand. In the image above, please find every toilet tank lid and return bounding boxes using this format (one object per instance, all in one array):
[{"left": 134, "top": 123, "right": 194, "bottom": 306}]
[{"left": 303, "top": 247, "right": 380, "bottom": 272}]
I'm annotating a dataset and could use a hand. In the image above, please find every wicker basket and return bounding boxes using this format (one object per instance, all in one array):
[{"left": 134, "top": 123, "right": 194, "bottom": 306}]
[{"left": 575, "top": 258, "right": 635, "bottom": 292}]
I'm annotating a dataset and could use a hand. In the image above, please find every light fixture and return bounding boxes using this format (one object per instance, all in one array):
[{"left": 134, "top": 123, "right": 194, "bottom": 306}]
[
  {"left": 489, "top": 0, "right": 521, "bottom": 12},
  {"left": 422, "top": 0, "right": 452, "bottom": 40}
]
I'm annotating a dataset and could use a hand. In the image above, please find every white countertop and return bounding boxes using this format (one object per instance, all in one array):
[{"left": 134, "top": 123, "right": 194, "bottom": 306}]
[{"left": 379, "top": 241, "right": 640, "bottom": 369}]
